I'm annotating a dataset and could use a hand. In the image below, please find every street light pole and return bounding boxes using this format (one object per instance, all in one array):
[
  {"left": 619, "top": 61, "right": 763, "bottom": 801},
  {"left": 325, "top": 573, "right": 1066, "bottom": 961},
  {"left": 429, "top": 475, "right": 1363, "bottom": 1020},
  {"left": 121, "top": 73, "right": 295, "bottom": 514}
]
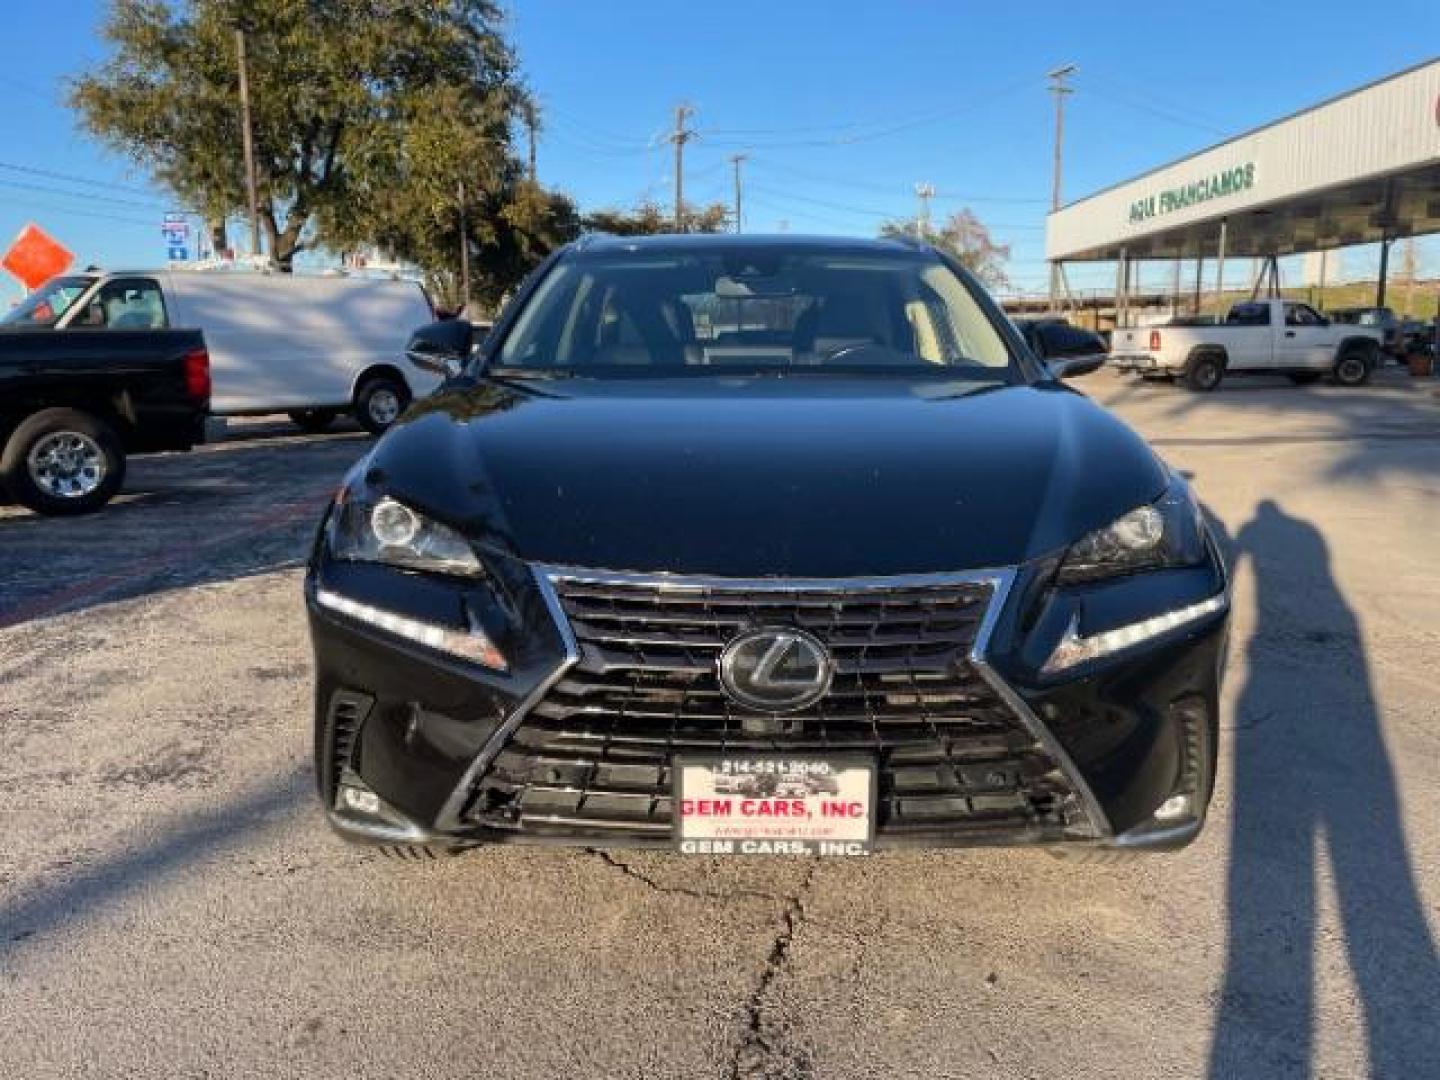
[
  {"left": 914, "top": 182, "right": 935, "bottom": 239},
  {"left": 1047, "top": 64, "right": 1076, "bottom": 313},
  {"left": 670, "top": 104, "right": 695, "bottom": 232},
  {"left": 729, "top": 153, "right": 747, "bottom": 234},
  {"left": 234, "top": 26, "right": 262, "bottom": 258}
]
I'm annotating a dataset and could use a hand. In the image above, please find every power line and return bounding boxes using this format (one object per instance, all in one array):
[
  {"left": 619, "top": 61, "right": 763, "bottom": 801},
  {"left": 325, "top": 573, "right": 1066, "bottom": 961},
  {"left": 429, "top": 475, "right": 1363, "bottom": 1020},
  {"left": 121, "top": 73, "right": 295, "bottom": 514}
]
[
  {"left": 0, "top": 160, "right": 164, "bottom": 199},
  {"left": 0, "top": 193, "right": 158, "bottom": 229},
  {"left": 544, "top": 105, "right": 657, "bottom": 151},
  {"left": 1084, "top": 81, "right": 1228, "bottom": 137},
  {"left": 703, "top": 75, "right": 1038, "bottom": 148},
  {"left": 749, "top": 157, "right": 1046, "bottom": 204},
  {"left": 746, "top": 183, "right": 893, "bottom": 218},
  {"left": 0, "top": 177, "right": 172, "bottom": 212},
  {"left": 745, "top": 183, "right": 1046, "bottom": 232}
]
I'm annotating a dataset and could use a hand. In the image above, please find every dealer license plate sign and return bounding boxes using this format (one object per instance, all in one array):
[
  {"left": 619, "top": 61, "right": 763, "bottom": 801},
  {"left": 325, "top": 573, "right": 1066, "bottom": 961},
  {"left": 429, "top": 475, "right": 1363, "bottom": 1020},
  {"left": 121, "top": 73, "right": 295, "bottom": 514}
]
[{"left": 673, "top": 755, "right": 875, "bottom": 856}]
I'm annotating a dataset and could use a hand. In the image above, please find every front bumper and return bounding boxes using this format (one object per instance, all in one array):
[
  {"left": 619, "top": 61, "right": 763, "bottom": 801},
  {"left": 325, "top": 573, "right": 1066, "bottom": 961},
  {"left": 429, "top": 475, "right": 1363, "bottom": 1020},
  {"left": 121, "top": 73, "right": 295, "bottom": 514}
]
[{"left": 305, "top": 551, "right": 1229, "bottom": 855}]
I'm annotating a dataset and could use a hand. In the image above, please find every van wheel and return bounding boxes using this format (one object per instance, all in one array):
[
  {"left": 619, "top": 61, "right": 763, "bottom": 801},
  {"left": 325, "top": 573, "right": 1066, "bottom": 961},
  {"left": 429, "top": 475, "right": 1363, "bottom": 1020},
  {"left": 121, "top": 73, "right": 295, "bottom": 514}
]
[
  {"left": 1183, "top": 353, "right": 1225, "bottom": 392},
  {"left": 1287, "top": 372, "right": 1323, "bottom": 386},
  {"left": 1332, "top": 345, "right": 1373, "bottom": 387},
  {"left": 0, "top": 408, "right": 126, "bottom": 516},
  {"left": 288, "top": 409, "right": 339, "bottom": 433},
  {"left": 355, "top": 377, "right": 410, "bottom": 435}
]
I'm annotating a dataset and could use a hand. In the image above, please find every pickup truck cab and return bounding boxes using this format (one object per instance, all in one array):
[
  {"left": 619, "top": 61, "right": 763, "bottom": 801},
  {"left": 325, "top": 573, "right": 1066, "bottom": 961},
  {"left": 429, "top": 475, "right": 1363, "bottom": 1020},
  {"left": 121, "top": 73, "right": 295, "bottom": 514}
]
[
  {"left": 1109, "top": 299, "right": 1383, "bottom": 391},
  {"left": 0, "top": 275, "right": 210, "bottom": 514},
  {"left": 5, "top": 268, "right": 439, "bottom": 434}
]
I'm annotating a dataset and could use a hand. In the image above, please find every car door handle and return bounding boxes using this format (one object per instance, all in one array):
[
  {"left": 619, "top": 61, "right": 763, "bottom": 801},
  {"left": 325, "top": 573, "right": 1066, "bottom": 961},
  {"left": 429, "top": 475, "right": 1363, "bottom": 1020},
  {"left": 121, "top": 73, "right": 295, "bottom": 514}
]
[{"left": 1284, "top": 331, "right": 1296, "bottom": 337}]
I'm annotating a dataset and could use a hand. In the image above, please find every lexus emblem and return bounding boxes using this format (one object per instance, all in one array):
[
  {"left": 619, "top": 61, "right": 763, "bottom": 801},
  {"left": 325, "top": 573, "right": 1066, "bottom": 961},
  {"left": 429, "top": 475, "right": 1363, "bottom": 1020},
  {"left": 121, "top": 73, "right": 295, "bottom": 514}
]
[{"left": 718, "top": 627, "right": 833, "bottom": 712}]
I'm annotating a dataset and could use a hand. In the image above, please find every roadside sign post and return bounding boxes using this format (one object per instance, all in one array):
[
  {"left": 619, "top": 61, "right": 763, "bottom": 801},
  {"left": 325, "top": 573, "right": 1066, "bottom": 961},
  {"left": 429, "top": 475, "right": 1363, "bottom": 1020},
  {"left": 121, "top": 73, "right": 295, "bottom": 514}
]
[
  {"left": 162, "top": 213, "right": 190, "bottom": 262},
  {"left": 1, "top": 223, "right": 75, "bottom": 292}
]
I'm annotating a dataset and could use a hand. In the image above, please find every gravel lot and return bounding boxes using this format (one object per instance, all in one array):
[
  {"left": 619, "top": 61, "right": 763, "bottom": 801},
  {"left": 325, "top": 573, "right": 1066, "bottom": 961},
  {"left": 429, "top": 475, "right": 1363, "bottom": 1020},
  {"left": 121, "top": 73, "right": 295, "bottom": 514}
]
[{"left": 2, "top": 375, "right": 1439, "bottom": 1079}]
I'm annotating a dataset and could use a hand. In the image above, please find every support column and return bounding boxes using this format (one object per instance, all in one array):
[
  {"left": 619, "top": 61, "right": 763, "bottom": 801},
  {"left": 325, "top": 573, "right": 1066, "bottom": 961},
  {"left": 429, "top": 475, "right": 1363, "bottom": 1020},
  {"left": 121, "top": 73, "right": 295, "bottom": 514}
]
[
  {"left": 1193, "top": 252, "right": 1205, "bottom": 315},
  {"left": 1113, "top": 248, "right": 1128, "bottom": 330},
  {"left": 1376, "top": 235, "right": 1391, "bottom": 309},
  {"left": 1215, "top": 220, "right": 1228, "bottom": 310}
]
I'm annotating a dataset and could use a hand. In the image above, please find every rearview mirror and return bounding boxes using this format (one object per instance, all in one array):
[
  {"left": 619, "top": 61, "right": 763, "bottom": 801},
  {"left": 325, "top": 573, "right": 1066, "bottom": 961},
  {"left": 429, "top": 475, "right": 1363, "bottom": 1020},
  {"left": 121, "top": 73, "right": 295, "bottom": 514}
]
[
  {"left": 1049, "top": 355, "right": 1105, "bottom": 380},
  {"left": 405, "top": 319, "right": 474, "bottom": 379}
]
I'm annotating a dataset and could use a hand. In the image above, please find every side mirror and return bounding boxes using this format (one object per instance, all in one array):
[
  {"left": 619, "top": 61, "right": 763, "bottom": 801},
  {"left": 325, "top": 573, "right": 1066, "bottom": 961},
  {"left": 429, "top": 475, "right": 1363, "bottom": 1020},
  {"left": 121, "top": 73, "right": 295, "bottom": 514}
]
[
  {"left": 405, "top": 319, "right": 474, "bottom": 379},
  {"left": 1049, "top": 355, "right": 1105, "bottom": 380}
]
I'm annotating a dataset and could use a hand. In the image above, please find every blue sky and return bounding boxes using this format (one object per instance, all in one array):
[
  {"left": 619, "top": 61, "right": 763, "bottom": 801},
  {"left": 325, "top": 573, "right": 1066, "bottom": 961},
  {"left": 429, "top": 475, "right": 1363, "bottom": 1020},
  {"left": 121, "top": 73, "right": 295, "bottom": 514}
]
[{"left": 3, "top": 0, "right": 1437, "bottom": 307}]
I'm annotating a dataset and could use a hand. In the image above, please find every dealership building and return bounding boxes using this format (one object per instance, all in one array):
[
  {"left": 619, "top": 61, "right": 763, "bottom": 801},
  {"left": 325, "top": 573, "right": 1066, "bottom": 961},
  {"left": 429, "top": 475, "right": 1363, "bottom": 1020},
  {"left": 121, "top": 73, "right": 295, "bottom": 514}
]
[{"left": 1046, "top": 58, "right": 1440, "bottom": 318}]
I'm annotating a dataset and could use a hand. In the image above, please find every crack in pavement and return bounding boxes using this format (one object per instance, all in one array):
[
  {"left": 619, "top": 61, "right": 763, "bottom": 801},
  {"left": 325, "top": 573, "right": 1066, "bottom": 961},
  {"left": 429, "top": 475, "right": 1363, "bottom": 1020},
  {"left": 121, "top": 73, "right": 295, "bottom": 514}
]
[
  {"left": 729, "top": 860, "right": 820, "bottom": 1080},
  {"left": 586, "top": 848, "right": 783, "bottom": 904},
  {"left": 586, "top": 848, "right": 822, "bottom": 1078}
]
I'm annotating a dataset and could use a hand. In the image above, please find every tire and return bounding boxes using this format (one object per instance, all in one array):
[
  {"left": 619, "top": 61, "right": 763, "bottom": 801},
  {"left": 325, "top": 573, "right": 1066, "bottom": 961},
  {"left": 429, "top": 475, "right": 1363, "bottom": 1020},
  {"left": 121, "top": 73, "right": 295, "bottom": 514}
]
[
  {"left": 1332, "top": 344, "right": 1374, "bottom": 387},
  {"left": 354, "top": 376, "right": 410, "bottom": 436},
  {"left": 1183, "top": 352, "right": 1225, "bottom": 392},
  {"left": 288, "top": 408, "right": 339, "bottom": 433},
  {"left": 1287, "top": 372, "right": 1323, "bottom": 386},
  {"left": 0, "top": 408, "right": 126, "bottom": 516}
]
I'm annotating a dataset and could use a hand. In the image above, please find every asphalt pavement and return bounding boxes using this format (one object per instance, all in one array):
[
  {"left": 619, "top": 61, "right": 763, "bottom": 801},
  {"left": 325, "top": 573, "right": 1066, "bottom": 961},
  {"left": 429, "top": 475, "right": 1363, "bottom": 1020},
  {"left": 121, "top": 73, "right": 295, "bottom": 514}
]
[{"left": 2, "top": 376, "right": 1438, "bottom": 1079}]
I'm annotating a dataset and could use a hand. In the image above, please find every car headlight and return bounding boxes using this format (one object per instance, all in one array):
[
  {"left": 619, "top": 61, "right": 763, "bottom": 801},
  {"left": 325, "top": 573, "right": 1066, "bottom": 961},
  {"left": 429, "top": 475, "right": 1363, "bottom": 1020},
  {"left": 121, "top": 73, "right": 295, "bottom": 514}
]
[
  {"left": 330, "top": 493, "right": 483, "bottom": 578},
  {"left": 1057, "top": 476, "right": 1205, "bottom": 584}
]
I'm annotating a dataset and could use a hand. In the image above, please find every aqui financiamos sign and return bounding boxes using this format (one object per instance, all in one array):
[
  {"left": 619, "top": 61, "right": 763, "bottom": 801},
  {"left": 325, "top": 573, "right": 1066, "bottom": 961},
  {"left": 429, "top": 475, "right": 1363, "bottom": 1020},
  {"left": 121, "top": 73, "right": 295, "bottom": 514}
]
[{"left": 1129, "top": 162, "right": 1256, "bottom": 224}]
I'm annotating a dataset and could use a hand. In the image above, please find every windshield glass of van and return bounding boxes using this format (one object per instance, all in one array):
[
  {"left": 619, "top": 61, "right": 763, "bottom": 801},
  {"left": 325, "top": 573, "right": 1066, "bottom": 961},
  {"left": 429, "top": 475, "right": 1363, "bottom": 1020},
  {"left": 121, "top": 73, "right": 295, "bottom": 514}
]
[
  {"left": 495, "top": 249, "right": 1017, "bottom": 378},
  {"left": 1, "top": 276, "right": 95, "bottom": 328}
]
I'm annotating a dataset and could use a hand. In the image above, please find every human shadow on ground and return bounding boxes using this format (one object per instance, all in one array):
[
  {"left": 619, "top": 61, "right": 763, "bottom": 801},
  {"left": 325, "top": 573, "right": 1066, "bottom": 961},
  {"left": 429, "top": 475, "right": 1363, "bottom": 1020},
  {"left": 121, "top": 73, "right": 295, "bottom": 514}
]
[{"left": 1208, "top": 500, "right": 1440, "bottom": 1078}]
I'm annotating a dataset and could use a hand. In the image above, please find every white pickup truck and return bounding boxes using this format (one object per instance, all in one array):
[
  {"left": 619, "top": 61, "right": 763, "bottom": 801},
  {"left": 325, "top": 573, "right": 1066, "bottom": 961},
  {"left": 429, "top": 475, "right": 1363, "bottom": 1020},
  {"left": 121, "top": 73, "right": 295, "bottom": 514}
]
[{"left": 1109, "top": 299, "right": 1383, "bottom": 391}]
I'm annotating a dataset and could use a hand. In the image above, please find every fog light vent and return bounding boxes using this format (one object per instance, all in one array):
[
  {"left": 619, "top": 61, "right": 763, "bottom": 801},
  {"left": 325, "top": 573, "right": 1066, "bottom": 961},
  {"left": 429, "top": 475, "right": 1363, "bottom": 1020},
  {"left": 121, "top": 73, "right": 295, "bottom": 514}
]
[
  {"left": 1153, "top": 794, "right": 1192, "bottom": 822},
  {"left": 339, "top": 784, "right": 382, "bottom": 816}
]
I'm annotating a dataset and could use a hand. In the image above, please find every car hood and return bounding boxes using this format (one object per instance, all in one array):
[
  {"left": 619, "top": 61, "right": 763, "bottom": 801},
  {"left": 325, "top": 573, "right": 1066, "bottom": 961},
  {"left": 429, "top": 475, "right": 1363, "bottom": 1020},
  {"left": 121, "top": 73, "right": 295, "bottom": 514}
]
[{"left": 371, "top": 375, "right": 1169, "bottom": 578}]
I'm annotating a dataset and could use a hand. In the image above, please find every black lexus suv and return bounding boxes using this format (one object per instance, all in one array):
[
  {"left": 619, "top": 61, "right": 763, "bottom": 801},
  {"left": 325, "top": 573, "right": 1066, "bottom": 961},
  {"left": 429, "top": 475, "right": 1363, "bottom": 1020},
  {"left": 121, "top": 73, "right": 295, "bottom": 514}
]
[{"left": 305, "top": 234, "right": 1229, "bottom": 858}]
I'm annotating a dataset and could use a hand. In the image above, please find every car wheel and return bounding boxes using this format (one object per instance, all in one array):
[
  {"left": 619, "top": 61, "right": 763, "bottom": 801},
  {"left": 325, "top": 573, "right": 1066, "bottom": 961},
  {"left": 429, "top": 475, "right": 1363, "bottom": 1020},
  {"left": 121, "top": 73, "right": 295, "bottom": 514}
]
[
  {"left": 1332, "top": 346, "right": 1373, "bottom": 387},
  {"left": 0, "top": 408, "right": 126, "bottom": 516},
  {"left": 355, "top": 377, "right": 410, "bottom": 435},
  {"left": 1287, "top": 372, "right": 1323, "bottom": 386},
  {"left": 1183, "top": 353, "right": 1224, "bottom": 392},
  {"left": 288, "top": 408, "right": 339, "bottom": 433}
]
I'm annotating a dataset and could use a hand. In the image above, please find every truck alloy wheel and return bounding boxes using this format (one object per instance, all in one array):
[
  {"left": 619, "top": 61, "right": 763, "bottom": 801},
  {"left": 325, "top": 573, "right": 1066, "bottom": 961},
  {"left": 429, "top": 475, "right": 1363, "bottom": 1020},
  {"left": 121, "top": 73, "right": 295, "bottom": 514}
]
[
  {"left": 28, "top": 431, "right": 106, "bottom": 498},
  {"left": 0, "top": 407, "right": 126, "bottom": 516},
  {"left": 1333, "top": 350, "right": 1371, "bottom": 386},
  {"left": 1184, "top": 354, "right": 1224, "bottom": 392}
]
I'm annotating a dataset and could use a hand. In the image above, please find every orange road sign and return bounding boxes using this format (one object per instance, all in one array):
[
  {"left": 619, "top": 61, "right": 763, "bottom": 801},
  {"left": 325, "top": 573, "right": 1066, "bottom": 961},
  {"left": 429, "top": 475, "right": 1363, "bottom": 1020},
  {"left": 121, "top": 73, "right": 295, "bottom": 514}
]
[{"left": 2, "top": 223, "right": 75, "bottom": 290}]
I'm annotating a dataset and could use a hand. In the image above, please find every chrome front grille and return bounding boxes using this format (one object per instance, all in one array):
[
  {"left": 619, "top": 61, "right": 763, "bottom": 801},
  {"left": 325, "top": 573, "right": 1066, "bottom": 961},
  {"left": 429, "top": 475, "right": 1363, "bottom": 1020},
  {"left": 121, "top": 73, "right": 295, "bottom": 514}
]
[{"left": 459, "top": 570, "right": 1086, "bottom": 842}]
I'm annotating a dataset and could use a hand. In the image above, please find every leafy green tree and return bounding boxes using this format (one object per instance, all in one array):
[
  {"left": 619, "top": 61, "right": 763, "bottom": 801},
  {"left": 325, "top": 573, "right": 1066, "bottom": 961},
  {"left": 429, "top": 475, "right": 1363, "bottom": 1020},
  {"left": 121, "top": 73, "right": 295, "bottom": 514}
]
[
  {"left": 72, "top": 0, "right": 528, "bottom": 271},
  {"left": 583, "top": 200, "right": 731, "bottom": 236},
  {"left": 880, "top": 209, "right": 1011, "bottom": 290}
]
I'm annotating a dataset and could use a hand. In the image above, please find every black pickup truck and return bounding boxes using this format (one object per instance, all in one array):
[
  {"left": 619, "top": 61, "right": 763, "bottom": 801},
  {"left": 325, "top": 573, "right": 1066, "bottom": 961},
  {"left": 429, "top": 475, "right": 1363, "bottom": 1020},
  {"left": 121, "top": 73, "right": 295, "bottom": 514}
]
[{"left": 1, "top": 279, "right": 210, "bottom": 514}]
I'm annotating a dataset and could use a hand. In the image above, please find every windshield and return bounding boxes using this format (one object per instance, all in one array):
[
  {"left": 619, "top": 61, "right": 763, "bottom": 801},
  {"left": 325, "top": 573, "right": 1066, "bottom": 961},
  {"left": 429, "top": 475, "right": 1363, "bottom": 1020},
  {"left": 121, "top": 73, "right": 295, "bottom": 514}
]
[
  {"left": 0, "top": 275, "right": 96, "bottom": 328},
  {"left": 495, "top": 248, "right": 1018, "bottom": 379}
]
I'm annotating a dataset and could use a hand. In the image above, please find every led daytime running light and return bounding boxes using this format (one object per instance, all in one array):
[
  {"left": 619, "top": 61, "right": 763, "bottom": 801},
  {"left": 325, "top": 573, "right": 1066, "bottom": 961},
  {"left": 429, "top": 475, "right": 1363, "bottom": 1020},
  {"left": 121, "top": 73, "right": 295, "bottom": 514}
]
[
  {"left": 1043, "top": 592, "right": 1227, "bottom": 675},
  {"left": 315, "top": 588, "right": 507, "bottom": 671}
]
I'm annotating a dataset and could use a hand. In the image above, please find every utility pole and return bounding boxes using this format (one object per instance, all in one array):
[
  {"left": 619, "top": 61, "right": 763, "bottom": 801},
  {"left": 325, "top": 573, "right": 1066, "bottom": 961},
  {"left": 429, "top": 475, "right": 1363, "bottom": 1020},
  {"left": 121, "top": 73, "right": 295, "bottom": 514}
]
[
  {"left": 914, "top": 182, "right": 935, "bottom": 239},
  {"left": 457, "top": 179, "right": 470, "bottom": 314},
  {"left": 234, "top": 26, "right": 262, "bottom": 258},
  {"left": 669, "top": 104, "right": 696, "bottom": 232},
  {"left": 729, "top": 153, "right": 748, "bottom": 234},
  {"left": 1047, "top": 64, "right": 1076, "bottom": 313},
  {"left": 1402, "top": 237, "right": 1416, "bottom": 317},
  {"left": 522, "top": 101, "right": 539, "bottom": 183}
]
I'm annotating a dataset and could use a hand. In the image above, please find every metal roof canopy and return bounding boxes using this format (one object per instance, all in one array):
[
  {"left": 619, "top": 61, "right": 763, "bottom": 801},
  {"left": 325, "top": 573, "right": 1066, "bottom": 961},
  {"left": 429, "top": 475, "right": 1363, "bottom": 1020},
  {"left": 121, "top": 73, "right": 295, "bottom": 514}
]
[{"left": 1047, "top": 59, "right": 1440, "bottom": 262}]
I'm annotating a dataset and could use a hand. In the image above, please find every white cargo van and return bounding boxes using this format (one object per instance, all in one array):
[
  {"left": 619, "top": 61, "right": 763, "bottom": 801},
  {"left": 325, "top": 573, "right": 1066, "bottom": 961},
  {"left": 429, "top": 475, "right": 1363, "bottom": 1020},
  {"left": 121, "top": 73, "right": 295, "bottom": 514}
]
[{"left": 39, "top": 269, "right": 441, "bottom": 433}]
